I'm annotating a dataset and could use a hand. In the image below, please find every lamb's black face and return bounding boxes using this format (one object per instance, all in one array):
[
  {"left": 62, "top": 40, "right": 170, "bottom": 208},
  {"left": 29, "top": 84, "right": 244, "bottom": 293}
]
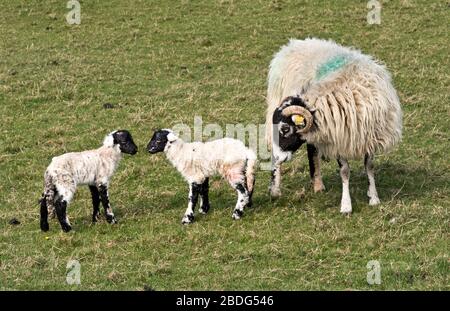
[
  {"left": 113, "top": 130, "right": 138, "bottom": 155},
  {"left": 147, "top": 130, "right": 170, "bottom": 154},
  {"left": 272, "top": 96, "right": 308, "bottom": 153}
]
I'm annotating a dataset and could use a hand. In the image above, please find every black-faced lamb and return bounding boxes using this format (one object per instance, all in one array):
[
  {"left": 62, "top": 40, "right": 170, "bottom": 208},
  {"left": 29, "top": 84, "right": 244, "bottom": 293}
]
[
  {"left": 266, "top": 38, "right": 402, "bottom": 214},
  {"left": 147, "top": 129, "right": 257, "bottom": 224},
  {"left": 39, "top": 130, "right": 138, "bottom": 232}
]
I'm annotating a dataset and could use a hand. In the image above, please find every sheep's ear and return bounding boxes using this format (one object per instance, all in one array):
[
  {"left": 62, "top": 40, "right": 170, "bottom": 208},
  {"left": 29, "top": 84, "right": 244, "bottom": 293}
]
[{"left": 167, "top": 132, "right": 178, "bottom": 142}]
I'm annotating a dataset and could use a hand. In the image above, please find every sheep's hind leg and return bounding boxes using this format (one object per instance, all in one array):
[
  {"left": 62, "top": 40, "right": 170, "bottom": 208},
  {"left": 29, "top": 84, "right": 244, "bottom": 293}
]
[
  {"left": 89, "top": 186, "right": 101, "bottom": 222},
  {"left": 337, "top": 158, "right": 352, "bottom": 215},
  {"left": 98, "top": 184, "right": 117, "bottom": 224},
  {"left": 182, "top": 183, "right": 200, "bottom": 224},
  {"left": 365, "top": 154, "right": 380, "bottom": 206},
  {"left": 232, "top": 183, "right": 249, "bottom": 220},
  {"left": 39, "top": 193, "right": 49, "bottom": 232},
  {"left": 55, "top": 195, "right": 72, "bottom": 232},
  {"left": 198, "top": 178, "right": 210, "bottom": 214},
  {"left": 307, "top": 144, "right": 325, "bottom": 193}
]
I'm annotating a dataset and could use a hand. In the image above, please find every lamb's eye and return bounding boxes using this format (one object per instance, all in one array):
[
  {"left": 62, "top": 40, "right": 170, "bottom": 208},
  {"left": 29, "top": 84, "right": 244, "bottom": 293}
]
[{"left": 156, "top": 140, "right": 161, "bottom": 143}]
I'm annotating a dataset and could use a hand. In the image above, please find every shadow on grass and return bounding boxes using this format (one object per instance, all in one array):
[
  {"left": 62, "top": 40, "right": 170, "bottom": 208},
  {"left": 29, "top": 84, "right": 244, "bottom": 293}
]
[
  {"left": 255, "top": 160, "right": 448, "bottom": 214},
  {"left": 318, "top": 161, "right": 448, "bottom": 213}
]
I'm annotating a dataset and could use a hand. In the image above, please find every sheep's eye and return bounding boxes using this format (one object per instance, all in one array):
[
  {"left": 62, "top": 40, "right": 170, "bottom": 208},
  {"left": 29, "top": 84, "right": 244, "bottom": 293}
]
[{"left": 156, "top": 140, "right": 161, "bottom": 143}]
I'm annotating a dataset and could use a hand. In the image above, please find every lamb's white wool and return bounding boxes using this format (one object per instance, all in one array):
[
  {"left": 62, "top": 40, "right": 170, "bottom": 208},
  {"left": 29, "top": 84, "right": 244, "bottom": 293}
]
[
  {"left": 266, "top": 38, "right": 402, "bottom": 213},
  {"left": 165, "top": 135, "right": 256, "bottom": 187},
  {"left": 150, "top": 130, "right": 257, "bottom": 223},
  {"left": 47, "top": 142, "right": 122, "bottom": 192},
  {"left": 40, "top": 130, "right": 137, "bottom": 232}
]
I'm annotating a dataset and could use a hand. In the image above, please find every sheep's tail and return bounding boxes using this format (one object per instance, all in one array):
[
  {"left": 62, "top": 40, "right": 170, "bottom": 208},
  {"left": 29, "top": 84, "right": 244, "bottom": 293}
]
[{"left": 245, "top": 150, "right": 257, "bottom": 195}]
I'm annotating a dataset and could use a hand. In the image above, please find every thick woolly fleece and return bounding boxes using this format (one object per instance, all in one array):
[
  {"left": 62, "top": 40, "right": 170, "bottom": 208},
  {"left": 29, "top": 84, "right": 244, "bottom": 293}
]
[
  {"left": 266, "top": 38, "right": 402, "bottom": 159},
  {"left": 266, "top": 38, "right": 402, "bottom": 214}
]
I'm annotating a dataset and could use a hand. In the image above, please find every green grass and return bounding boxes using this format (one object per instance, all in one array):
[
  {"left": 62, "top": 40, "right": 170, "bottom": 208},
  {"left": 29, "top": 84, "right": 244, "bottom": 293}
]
[{"left": 0, "top": 0, "right": 448, "bottom": 290}]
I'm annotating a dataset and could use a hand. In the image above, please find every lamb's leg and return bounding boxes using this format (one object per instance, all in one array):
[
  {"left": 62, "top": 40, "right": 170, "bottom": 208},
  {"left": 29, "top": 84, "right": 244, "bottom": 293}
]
[
  {"left": 307, "top": 144, "right": 325, "bottom": 193},
  {"left": 198, "top": 178, "right": 210, "bottom": 214},
  {"left": 365, "top": 154, "right": 380, "bottom": 206},
  {"left": 232, "top": 183, "right": 250, "bottom": 220},
  {"left": 182, "top": 183, "right": 200, "bottom": 224},
  {"left": 44, "top": 178, "right": 56, "bottom": 219},
  {"left": 337, "top": 158, "right": 352, "bottom": 214},
  {"left": 89, "top": 186, "right": 101, "bottom": 222},
  {"left": 55, "top": 195, "right": 72, "bottom": 232},
  {"left": 39, "top": 193, "right": 49, "bottom": 232},
  {"left": 98, "top": 184, "right": 117, "bottom": 224}
]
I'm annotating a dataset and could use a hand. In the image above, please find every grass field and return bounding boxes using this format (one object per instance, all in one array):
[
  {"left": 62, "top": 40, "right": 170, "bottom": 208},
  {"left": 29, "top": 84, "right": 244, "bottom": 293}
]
[{"left": 0, "top": 0, "right": 448, "bottom": 290}]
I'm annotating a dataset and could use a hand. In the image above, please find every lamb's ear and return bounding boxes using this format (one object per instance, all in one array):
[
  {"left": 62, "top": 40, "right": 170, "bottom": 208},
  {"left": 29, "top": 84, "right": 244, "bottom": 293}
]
[{"left": 167, "top": 132, "right": 178, "bottom": 142}]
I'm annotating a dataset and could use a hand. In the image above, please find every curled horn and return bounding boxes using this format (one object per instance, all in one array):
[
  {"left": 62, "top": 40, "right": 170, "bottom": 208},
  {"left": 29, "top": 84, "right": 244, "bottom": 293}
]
[{"left": 281, "top": 105, "right": 313, "bottom": 134}]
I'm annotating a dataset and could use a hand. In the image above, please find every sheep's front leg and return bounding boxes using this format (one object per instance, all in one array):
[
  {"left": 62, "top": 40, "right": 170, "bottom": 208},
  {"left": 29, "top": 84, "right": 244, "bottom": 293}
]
[
  {"left": 232, "top": 183, "right": 249, "bottom": 220},
  {"left": 337, "top": 158, "right": 352, "bottom": 214},
  {"left": 198, "top": 178, "right": 210, "bottom": 214},
  {"left": 182, "top": 183, "right": 200, "bottom": 224},
  {"left": 269, "top": 143, "right": 290, "bottom": 198},
  {"left": 98, "top": 184, "right": 117, "bottom": 224},
  {"left": 89, "top": 186, "right": 101, "bottom": 222},
  {"left": 307, "top": 144, "right": 325, "bottom": 193},
  {"left": 365, "top": 154, "right": 380, "bottom": 206},
  {"left": 269, "top": 158, "right": 282, "bottom": 198}
]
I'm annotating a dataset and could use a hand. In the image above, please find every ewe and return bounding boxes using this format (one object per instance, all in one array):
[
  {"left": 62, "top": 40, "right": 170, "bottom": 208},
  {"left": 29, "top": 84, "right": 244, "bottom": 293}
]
[{"left": 266, "top": 38, "right": 402, "bottom": 213}]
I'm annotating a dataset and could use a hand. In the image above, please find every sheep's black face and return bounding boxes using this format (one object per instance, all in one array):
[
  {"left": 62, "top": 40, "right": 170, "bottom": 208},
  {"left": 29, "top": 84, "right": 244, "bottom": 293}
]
[
  {"left": 113, "top": 130, "right": 138, "bottom": 155},
  {"left": 272, "top": 97, "right": 307, "bottom": 153},
  {"left": 147, "top": 130, "right": 170, "bottom": 154}
]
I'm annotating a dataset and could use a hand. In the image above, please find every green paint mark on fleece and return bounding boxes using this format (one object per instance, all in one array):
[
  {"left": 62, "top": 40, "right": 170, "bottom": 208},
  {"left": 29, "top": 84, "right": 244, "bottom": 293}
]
[{"left": 316, "top": 54, "right": 350, "bottom": 80}]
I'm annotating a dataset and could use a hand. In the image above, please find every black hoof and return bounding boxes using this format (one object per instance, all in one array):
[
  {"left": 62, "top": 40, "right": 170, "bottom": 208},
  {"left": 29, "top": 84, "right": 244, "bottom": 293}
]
[
  {"left": 40, "top": 221, "right": 49, "bottom": 232},
  {"left": 106, "top": 214, "right": 117, "bottom": 224},
  {"left": 199, "top": 204, "right": 210, "bottom": 214},
  {"left": 232, "top": 209, "right": 243, "bottom": 220},
  {"left": 61, "top": 223, "right": 72, "bottom": 232},
  {"left": 182, "top": 214, "right": 194, "bottom": 224}
]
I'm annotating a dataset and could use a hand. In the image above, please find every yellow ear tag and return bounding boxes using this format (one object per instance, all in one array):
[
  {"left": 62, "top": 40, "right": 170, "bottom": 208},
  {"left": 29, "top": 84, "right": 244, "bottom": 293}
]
[{"left": 292, "top": 115, "right": 305, "bottom": 126}]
